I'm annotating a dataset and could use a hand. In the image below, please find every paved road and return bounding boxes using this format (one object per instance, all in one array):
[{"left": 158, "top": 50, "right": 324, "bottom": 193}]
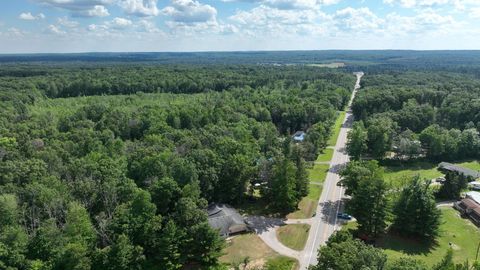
[
  {"left": 249, "top": 72, "right": 364, "bottom": 267},
  {"left": 299, "top": 72, "right": 364, "bottom": 269}
]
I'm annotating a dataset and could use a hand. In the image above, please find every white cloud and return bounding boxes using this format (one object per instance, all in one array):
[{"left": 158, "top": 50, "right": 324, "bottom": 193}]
[
  {"left": 46, "top": 24, "right": 66, "bottom": 35},
  {"left": 163, "top": 0, "right": 217, "bottom": 23},
  {"left": 333, "top": 7, "right": 383, "bottom": 32},
  {"left": 110, "top": 17, "right": 133, "bottom": 29},
  {"left": 222, "top": 0, "right": 340, "bottom": 9},
  {"left": 470, "top": 7, "right": 480, "bottom": 18},
  {"left": 230, "top": 5, "right": 328, "bottom": 36},
  {"left": 137, "top": 19, "right": 161, "bottom": 32},
  {"left": 19, "top": 12, "right": 46, "bottom": 20},
  {"left": 33, "top": 0, "right": 112, "bottom": 17},
  {"left": 57, "top": 17, "right": 79, "bottom": 28},
  {"left": 119, "top": 0, "right": 159, "bottom": 16},
  {"left": 262, "top": 0, "right": 318, "bottom": 10},
  {"left": 73, "top": 5, "right": 110, "bottom": 17},
  {"left": 7, "top": 27, "right": 26, "bottom": 37}
]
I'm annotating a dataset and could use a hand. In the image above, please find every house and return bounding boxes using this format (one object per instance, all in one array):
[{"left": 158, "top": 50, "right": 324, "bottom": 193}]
[
  {"left": 438, "top": 162, "right": 480, "bottom": 180},
  {"left": 454, "top": 196, "right": 480, "bottom": 226},
  {"left": 454, "top": 198, "right": 479, "bottom": 215},
  {"left": 207, "top": 204, "right": 249, "bottom": 238},
  {"left": 293, "top": 131, "right": 306, "bottom": 142},
  {"left": 470, "top": 208, "right": 480, "bottom": 226}
]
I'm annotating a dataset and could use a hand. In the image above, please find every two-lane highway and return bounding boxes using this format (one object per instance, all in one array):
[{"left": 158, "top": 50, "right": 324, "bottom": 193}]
[{"left": 299, "top": 72, "right": 364, "bottom": 269}]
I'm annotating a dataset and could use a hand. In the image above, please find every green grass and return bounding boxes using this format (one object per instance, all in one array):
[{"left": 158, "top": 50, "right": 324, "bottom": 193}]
[
  {"left": 287, "top": 184, "right": 322, "bottom": 219},
  {"left": 287, "top": 165, "right": 328, "bottom": 219},
  {"left": 327, "top": 111, "right": 346, "bottom": 146},
  {"left": 276, "top": 224, "right": 311, "bottom": 251},
  {"left": 383, "top": 160, "right": 480, "bottom": 187},
  {"left": 316, "top": 148, "right": 334, "bottom": 163},
  {"left": 383, "top": 161, "right": 443, "bottom": 187},
  {"left": 309, "top": 164, "right": 330, "bottom": 184},
  {"left": 456, "top": 161, "right": 480, "bottom": 171},
  {"left": 264, "top": 256, "right": 298, "bottom": 270},
  {"left": 380, "top": 208, "right": 480, "bottom": 266},
  {"left": 220, "top": 233, "right": 277, "bottom": 265}
]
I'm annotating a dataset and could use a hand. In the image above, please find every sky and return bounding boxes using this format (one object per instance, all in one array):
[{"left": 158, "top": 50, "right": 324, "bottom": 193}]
[{"left": 1, "top": 0, "right": 480, "bottom": 53}]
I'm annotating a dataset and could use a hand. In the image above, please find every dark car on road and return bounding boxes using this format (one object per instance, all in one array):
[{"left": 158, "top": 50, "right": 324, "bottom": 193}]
[{"left": 337, "top": 213, "right": 352, "bottom": 220}]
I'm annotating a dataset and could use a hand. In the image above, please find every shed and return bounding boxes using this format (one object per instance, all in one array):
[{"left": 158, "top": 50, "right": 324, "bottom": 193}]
[
  {"left": 207, "top": 204, "right": 249, "bottom": 237},
  {"left": 438, "top": 162, "right": 480, "bottom": 179},
  {"left": 293, "top": 131, "right": 306, "bottom": 142}
]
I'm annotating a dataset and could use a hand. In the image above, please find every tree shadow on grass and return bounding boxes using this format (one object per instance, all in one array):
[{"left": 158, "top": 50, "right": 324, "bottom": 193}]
[{"left": 375, "top": 230, "right": 439, "bottom": 256}]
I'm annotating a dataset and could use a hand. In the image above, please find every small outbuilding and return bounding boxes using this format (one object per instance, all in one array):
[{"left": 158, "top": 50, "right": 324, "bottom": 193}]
[
  {"left": 438, "top": 162, "right": 480, "bottom": 180},
  {"left": 469, "top": 181, "right": 480, "bottom": 191},
  {"left": 207, "top": 204, "right": 249, "bottom": 238},
  {"left": 293, "top": 131, "right": 306, "bottom": 142}
]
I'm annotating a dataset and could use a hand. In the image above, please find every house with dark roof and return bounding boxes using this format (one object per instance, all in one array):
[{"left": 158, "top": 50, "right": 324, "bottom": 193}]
[
  {"left": 454, "top": 195, "right": 480, "bottom": 227},
  {"left": 207, "top": 204, "right": 249, "bottom": 237},
  {"left": 438, "top": 162, "right": 480, "bottom": 180},
  {"left": 454, "top": 198, "right": 479, "bottom": 215}
]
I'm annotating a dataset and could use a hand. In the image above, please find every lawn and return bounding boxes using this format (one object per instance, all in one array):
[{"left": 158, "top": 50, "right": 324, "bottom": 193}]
[
  {"left": 276, "top": 224, "right": 311, "bottom": 251},
  {"left": 287, "top": 164, "right": 328, "bottom": 219},
  {"left": 316, "top": 148, "right": 334, "bottom": 163},
  {"left": 456, "top": 160, "right": 480, "bottom": 171},
  {"left": 287, "top": 184, "right": 322, "bottom": 219},
  {"left": 264, "top": 256, "right": 298, "bottom": 270},
  {"left": 309, "top": 164, "right": 330, "bottom": 184},
  {"left": 327, "top": 111, "right": 346, "bottom": 146},
  {"left": 380, "top": 208, "right": 480, "bottom": 266},
  {"left": 383, "top": 160, "right": 480, "bottom": 187},
  {"left": 383, "top": 161, "right": 443, "bottom": 187},
  {"left": 221, "top": 233, "right": 298, "bottom": 269}
]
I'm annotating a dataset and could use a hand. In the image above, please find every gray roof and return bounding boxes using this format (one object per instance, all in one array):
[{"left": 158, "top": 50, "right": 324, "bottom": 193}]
[
  {"left": 438, "top": 162, "right": 480, "bottom": 179},
  {"left": 207, "top": 204, "right": 248, "bottom": 237}
]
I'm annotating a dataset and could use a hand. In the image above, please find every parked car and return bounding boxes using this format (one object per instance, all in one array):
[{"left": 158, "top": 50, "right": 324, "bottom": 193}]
[{"left": 337, "top": 213, "right": 352, "bottom": 220}]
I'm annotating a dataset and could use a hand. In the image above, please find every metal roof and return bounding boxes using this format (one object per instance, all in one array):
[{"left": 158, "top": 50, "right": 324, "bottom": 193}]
[
  {"left": 438, "top": 162, "right": 480, "bottom": 179},
  {"left": 466, "top": 191, "right": 480, "bottom": 205}
]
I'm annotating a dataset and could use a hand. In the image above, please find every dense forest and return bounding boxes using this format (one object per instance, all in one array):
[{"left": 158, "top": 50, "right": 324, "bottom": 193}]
[
  {"left": 348, "top": 71, "right": 480, "bottom": 161},
  {"left": 0, "top": 61, "right": 353, "bottom": 269},
  {"left": 2, "top": 51, "right": 480, "bottom": 269}
]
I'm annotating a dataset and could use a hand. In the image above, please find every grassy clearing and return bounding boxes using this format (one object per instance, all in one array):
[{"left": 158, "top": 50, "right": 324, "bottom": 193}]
[
  {"left": 383, "top": 161, "right": 442, "bottom": 187},
  {"left": 383, "top": 160, "right": 480, "bottom": 187},
  {"left": 287, "top": 165, "right": 327, "bottom": 219},
  {"left": 380, "top": 208, "right": 480, "bottom": 266},
  {"left": 327, "top": 111, "right": 346, "bottom": 146},
  {"left": 309, "top": 164, "right": 330, "bottom": 184},
  {"left": 264, "top": 256, "right": 298, "bottom": 270},
  {"left": 307, "top": 62, "right": 346, "bottom": 68},
  {"left": 340, "top": 208, "right": 480, "bottom": 266},
  {"left": 316, "top": 148, "right": 334, "bottom": 163},
  {"left": 221, "top": 234, "right": 277, "bottom": 266},
  {"left": 456, "top": 160, "right": 480, "bottom": 171},
  {"left": 277, "top": 224, "right": 311, "bottom": 251},
  {"left": 287, "top": 184, "right": 322, "bottom": 219}
]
